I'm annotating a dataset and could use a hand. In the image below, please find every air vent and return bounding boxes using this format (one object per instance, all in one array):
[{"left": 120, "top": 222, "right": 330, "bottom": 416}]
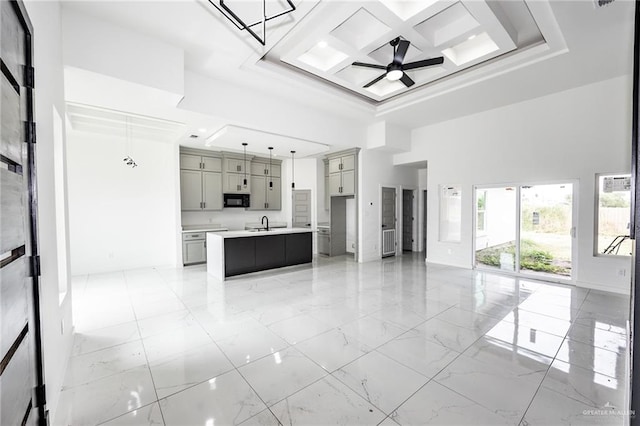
[{"left": 189, "top": 134, "right": 199, "bottom": 138}]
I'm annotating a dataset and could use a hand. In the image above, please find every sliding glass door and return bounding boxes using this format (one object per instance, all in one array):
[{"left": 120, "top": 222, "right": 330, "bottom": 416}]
[{"left": 474, "top": 183, "right": 575, "bottom": 281}]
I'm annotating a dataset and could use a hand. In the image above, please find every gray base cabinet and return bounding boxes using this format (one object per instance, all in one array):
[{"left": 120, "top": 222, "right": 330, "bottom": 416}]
[
  {"left": 224, "top": 232, "right": 312, "bottom": 277},
  {"left": 183, "top": 232, "right": 206, "bottom": 265}
]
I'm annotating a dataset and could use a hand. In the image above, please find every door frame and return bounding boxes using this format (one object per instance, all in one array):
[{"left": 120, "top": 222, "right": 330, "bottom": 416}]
[{"left": 472, "top": 180, "right": 579, "bottom": 284}]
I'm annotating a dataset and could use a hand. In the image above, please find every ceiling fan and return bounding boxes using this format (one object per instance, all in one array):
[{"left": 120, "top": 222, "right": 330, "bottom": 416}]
[{"left": 352, "top": 38, "right": 444, "bottom": 88}]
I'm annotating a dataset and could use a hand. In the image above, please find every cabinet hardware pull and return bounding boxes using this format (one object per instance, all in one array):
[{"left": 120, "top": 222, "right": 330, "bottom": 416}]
[{"left": 203, "top": 202, "right": 206, "bottom": 208}]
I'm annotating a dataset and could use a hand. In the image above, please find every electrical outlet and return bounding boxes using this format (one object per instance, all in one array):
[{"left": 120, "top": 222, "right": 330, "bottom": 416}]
[
  {"left": 447, "top": 249, "right": 452, "bottom": 255},
  {"left": 108, "top": 252, "right": 114, "bottom": 259},
  {"left": 208, "top": 218, "right": 213, "bottom": 223},
  {"left": 618, "top": 268, "right": 627, "bottom": 277}
]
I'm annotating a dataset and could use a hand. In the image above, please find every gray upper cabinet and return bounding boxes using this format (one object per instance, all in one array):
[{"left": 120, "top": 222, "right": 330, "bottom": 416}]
[
  {"left": 249, "top": 157, "right": 282, "bottom": 210},
  {"left": 251, "top": 161, "right": 281, "bottom": 177},
  {"left": 180, "top": 152, "right": 223, "bottom": 211},
  {"left": 181, "top": 154, "right": 222, "bottom": 172},
  {"left": 224, "top": 172, "right": 251, "bottom": 194},
  {"left": 203, "top": 172, "right": 223, "bottom": 210},
  {"left": 223, "top": 155, "right": 251, "bottom": 194},
  {"left": 326, "top": 150, "right": 358, "bottom": 197}
]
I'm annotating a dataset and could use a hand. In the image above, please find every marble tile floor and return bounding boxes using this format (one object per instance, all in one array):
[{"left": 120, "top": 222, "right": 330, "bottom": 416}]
[{"left": 55, "top": 254, "right": 630, "bottom": 425}]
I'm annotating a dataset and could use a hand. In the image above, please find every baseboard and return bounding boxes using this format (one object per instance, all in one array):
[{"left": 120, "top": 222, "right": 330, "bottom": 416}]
[{"left": 575, "top": 280, "right": 631, "bottom": 296}]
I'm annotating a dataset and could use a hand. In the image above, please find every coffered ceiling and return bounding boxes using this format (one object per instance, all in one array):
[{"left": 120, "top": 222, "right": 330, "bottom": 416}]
[{"left": 265, "top": 0, "right": 543, "bottom": 102}]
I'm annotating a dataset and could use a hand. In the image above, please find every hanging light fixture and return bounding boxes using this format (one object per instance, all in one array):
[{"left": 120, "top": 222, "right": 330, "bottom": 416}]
[
  {"left": 268, "top": 147, "right": 273, "bottom": 189},
  {"left": 291, "top": 150, "right": 296, "bottom": 189},
  {"left": 206, "top": 0, "right": 296, "bottom": 46},
  {"left": 242, "top": 142, "right": 248, "bottom": 187}
]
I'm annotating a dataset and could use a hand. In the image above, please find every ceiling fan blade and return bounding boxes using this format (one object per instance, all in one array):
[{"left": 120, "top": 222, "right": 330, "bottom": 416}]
[
  {"left": 394, "top": 40, "right": 410, "bottom": 64},
  {"left": 402, "top": 57, "right": 444, "bottom": 70},
  {"left": 400, "top": 73, "right": 415, "bottom": 88},
  {"left": 352, "top": 62, "right": 386, "bottom": 70},
  {"left": 364, "top": 73, "right": 386, "bottom": 88}
]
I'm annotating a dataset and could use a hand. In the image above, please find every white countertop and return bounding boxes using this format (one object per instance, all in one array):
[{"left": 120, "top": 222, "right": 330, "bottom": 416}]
[
  {"left": 244, "top": 222, "right": 287, "bottom": 230},
  {"left": 208, "top": 227, "right": 313, "bottom": 239},
  {"left": 182, "top": 224, "right": 228, "bottom": 233}
]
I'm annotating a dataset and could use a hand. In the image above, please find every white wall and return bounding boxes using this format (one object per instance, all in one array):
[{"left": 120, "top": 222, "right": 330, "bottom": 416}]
[
  {"left": 66, "top": 131, "right": 180, "bottom": 275},
  {"left": 395, "top": 75, "right": 632, "bottom": 294},
  {"left": 61, "top": 8, "right": 184, "bottom": 99},
  {"left": 23, "top": 0, "right": 74, "bottom": 423},
  {"left": 358, "top": 149, "right": 420, "bottom": 262}
]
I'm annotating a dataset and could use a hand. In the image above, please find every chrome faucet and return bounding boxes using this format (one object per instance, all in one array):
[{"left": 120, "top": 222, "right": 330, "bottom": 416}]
[{"left": 261, "top": 215, "right": 269, "bottom": 231}]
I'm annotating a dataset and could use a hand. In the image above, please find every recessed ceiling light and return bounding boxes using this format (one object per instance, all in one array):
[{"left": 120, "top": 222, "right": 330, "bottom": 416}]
[
  {"left": 317, "top": 41, "right": 328, "bottom": 48},
  {"left": 198, "top": 127, "right": 207, "bottom": 133}
]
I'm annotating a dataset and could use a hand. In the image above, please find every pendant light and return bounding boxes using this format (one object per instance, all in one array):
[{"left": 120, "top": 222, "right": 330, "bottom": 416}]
[
  {"left": 242, "top": 142, "right": 248, "bottom": 187},
  {"left": 268, "top": 147, "right": 273, "bottom": 189},
  {"left": 291, "top": 150, "right": 296, "bottom": 189}
]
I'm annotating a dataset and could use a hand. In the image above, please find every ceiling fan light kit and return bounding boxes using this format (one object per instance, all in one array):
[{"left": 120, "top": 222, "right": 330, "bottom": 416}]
[
  {"left": 352, "top": 37, "right": 444, "bottom": 89},
  {"left": 207, "top": 0, "right": 296, "bottom": 46}
]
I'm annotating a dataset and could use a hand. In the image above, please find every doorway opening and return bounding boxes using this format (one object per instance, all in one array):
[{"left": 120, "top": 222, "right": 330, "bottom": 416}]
[
  {"left": 473, "top": 183, "right": 576, "bottom": 281},
  {"left": 402, "top": 189, "right": 415, "bottom": 252},
  {"left": 382, "top": 187, "right": 396, "bottom": 257},
  {"left": 423, "top": 190, "right": 427, "bottom": 259}
]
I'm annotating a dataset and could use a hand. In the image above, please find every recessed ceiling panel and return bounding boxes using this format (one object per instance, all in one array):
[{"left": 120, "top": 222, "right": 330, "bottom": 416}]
[
  {"left": 378, "top": 0, "right": 439, "bottom": 21},
  {"left": 368, "top": 37, "right": 422, "bottom": 65},
  {"left": 206, "top": 125, "right": 330, "bottom": 158},
  {"left": 298, "top": 43, "right": 349, "bottom": 71},
  {"left": 365, "top": 78, "right": 405, "bottom": 97},
  {"left": 335, "top": 65, "right": 383, "bottom": 86},
  {"left": 442, "top": 32, "right": 499, "bottom": 66},
  {"left": 414, "top": 2, "right": 480, "bottom": 47},
  {"left": 330, "top": 8, "right": 391, "bottom": 50}
]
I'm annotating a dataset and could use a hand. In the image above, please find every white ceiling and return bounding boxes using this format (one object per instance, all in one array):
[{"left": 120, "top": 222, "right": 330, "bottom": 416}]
[{"left": 60, "top": 0, "right": 635, "bottom": 147}]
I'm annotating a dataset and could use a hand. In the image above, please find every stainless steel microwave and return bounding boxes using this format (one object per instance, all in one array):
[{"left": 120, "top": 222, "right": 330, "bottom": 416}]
[{"left": 224, "top": 193, "right": 250, "bottom": 208}]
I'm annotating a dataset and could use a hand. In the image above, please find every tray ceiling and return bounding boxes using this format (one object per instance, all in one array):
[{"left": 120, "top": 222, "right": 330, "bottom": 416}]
[{"left": 264, "top": 0, "right": 544, "bottom": 103}]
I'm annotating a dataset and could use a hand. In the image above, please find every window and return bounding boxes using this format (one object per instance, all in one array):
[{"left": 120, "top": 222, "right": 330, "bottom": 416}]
[
  {"left": 595, "top": 173, "right": 631, "bottom": 256},
  {"left": 439, "top": 185, "right": 462, "bottom": 242},
  {"left": 476, "top": 190, "right": 487, "bottom": 233}
]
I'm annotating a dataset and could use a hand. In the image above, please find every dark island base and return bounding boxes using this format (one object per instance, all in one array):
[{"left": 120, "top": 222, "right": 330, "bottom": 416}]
[{"left": 224, "top": 232, "right": 312, "bottom": 277}]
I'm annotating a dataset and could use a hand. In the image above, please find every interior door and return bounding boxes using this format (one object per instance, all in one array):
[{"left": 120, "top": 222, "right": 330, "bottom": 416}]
[
  {"left": 381, "top": 187, "right": 396, "bottom": 257},
  {"left": 402, "top": 189, "right": 413, "bottom": 251},
  {"left": 1, "top": 1, "right": 46, "bottom": 424},
  {"left": 292, "top": 190, "right": 312, "bottom": 227}
]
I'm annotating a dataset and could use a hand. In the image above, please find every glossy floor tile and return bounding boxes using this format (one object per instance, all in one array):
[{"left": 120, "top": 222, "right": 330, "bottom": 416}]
[{"left": 56, "top": 253, "right": 631, "bottom": 425}]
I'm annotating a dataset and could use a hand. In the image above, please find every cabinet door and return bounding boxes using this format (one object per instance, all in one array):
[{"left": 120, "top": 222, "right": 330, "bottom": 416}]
[
  {"left": 341, "top": 155, "right": 355, "bottom": 171},
  {"left": 250, "top": 161, "right": 267, "bottom": 176},
  {"left": 183, "top": 240, "right": 206, "bottom": 264},
  {"left": 329, "top": 158, "right": 341, "bottom": 174},
  {"left": 329, "top": 173, "right": 342, "bottom": 196},
  {"left": 341, "top": 170, "right": 355, "bottom": 195},
  {"left": 202, "top": 156, "right": 222, "bottom": 172},
  {"left": 180, "top": 154, "right": 202, "bottom": 171},
  {"left": 249, "top": 175, "right": 266, "bottom": 210},
  {"left": 268, "top": 163, "right": 281, "bottom": 178},
  {"left": 224, "top": 173, "right": 250, "bottom": 193},
  {"left": 266, "top": 177, "right": 281, "bottom": 210},
  {"left": 226, "top": 159, "right": 245, "bottom": 173},
  {"left": 180, "top": 170, "right": 203, "bottom": 210},
  {"left": 202, "top": 172, "right": 222, "bottom": 210}
]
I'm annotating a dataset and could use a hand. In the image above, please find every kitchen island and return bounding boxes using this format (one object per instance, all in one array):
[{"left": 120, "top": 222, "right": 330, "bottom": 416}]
[{"left": 207, "top": 228, "right": 312, "bottom": 280}]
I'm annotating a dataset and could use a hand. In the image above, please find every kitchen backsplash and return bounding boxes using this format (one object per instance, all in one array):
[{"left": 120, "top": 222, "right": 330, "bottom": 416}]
[{"left": 182, "top": 209, "right": 288, "bottom": 231}]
